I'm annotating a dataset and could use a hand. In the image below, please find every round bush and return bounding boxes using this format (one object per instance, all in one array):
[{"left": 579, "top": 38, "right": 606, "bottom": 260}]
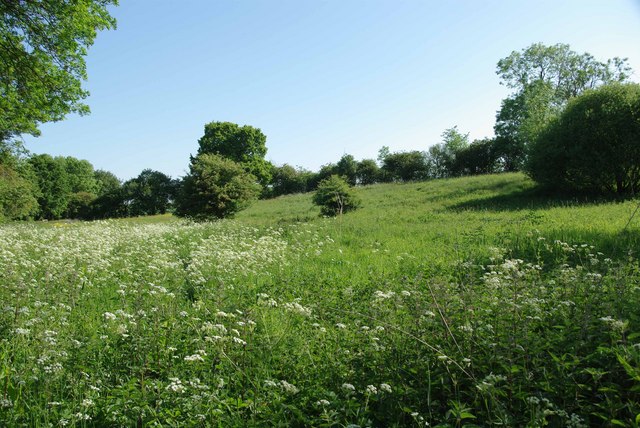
[
  {"left": 312, "top": 175, "right": 361, "bottom": 216},
  {"left": 527, "top": 83, "right": 640, "bottom": 194}
]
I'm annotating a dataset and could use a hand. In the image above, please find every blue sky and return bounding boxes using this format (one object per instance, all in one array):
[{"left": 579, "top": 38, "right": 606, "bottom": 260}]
[{"left": 23, "top": 0, "right": 640, "bottom": 180}]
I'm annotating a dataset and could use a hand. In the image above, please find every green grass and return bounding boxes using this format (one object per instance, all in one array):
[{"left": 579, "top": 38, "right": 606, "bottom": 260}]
[{"left": 1, "top": 172, "right": 639, "bottom": 427}]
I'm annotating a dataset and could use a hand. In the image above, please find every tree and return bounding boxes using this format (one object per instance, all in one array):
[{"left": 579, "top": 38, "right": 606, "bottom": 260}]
[
  {"left": 493, "top": 80, "right": 557, "bottom": 170},
  {"left": 28, "top": 154, "right": 71, "bottom": 219},
  {"left": 494, "top": 43, "right": 631, "bottom": 169},
  {"left": 312, "top": 175, "right": 361, "bottom": 217},
  {"left": 197, "top": 122, "right": 271, "bottom": 186},
  {"left": 270, "top": 164, "right": 310, "bottom": 197},
  {"left": 451, "top": 138, "right": 499, "bottom": 176},
  {"left": 356, "top": 159, "right": 380, "bottom": 185},
  {"left": 335, "top": 154, "right": 358, "bottom": 186},
  {"left": 0, "top": 0, "right": 118, "bottom": 143},
  {"left": 381, "top": 151, "right": 429, "bottom": 182},
  {"left": 62, "top": 156, "right": 98, "bottom": 194},
  {"left": 0, "top": 163, "right": 39, "bottom": 221},
  {"left": 527, "top": 83, "right": 640, "bottom": 194},
  {"left": 440, "top": 126, "right": 469, "bottom": 176},
  {"left": 94, "top": 169, "right": 121, "bottom": 196},
  {"left": 175, "top": 154, "right": 261, "bottom": 219},
  {"left": 308, "top": 163, "right": 338, "bottom": 189},
  {"left": 122, "top": 169, "right": 176, "bottom": 216}
]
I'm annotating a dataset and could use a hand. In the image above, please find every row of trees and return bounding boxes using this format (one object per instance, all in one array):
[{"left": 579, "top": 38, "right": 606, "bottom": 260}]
[
  {"left": 2, "top": 14, "right": 638, "bottom": 223},
  {"left": 0, "top": 148, "right": 180, "bottom": 222}
]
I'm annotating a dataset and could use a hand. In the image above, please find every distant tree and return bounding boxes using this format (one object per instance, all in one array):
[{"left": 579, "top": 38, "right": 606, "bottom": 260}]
[
  {"left": 527, "top": 83, "right": 640, "bottom": 194},
  {"left": 88, "top": 189, "right": 128, "bottom": 219},
  {"left": 495, "top": 43, "right": 632, "bottom": 169},
  {"left": 271, "top": 164, "right": 310, "bottom": 197},
  {"left": 494, "top": 81, "right": 557, "bottom": 171},
  {"left": 176, "top": 154, "right": 261, "bottom": 219},
  {"left": 308, "top": 163, "right": 338, "bottom": 190},
  {"left": 382, "top": 151, "right": 429, "bottom": 182},
  {"left": 94, "top": 169, "right": 121, "bottom": 196},
  {"left": 122, "top": 169, "right": 176, "bottom": 216},
  {"left": 356, "top": 159, "right": 380, "bottom": 185},
  {"left": 451, "top": 138, "right": 499, "bottom": 176},
  {"left": 424, "top": 127, "right": 470, "bottom": 178},
  {"left": 335, "top": 154, "right": 358, "bottom": 185},
  {"left": 66, "top": 191, "right": 97, "bottom": 219},
  {"left": 197, "top": 121, "right": 271, "bottom": 186},
  {"left": 61, "top": 156, "right": 98, "bottom": 194},
  {"left": 312, "top": 175, "right": 361, "bottom": 217},
  {"left": 0, "top": 0, "right": 117, "bottom": 143},
  {"left": 28, "top": 154, "right": 71, "bottom": 219}
]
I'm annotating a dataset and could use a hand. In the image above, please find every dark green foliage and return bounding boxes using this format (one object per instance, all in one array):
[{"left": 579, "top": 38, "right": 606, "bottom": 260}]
[
  {"left": 356, "top": 158, "right": 380, "bottom": 185},
  {"left": 88, "top": 188, "right": 128, "bottom": 219},
  {"left": 197, "top": 121, "right": 271, "bottom": 186},
  {"left": 0, "top": 0, "right": 117, "bottom": 142},
  {"left": 122, "top": 169, "right": 177, "bottom": 216},
  {"left": 335, "top": 154, "right": 358, "bottom": 186},
  {"left": 528, "top": 83, "right": 640, "bottom": 194},
  {"left": 451, "top": 138, "right": 500, "bottom": 176},
  {"left": 176, "top": 154, "right": 261, "bottom": 219},
  {"left": 381, "top": 151, "right": 429, "bottom": 182},
  {"left": 495, "top": 43, "right": 631, "bottom": 170},
  {"left": 66, "top": 191, "right": 97, "bottom": 219},
  {"left": 308, "top": 163, "right": 338, "bottom": 189},
  {"left": 270, "top": 164, "right": 311, "bottom": 197},
  {"left": 312, "top": 175, "right": 361, "bottom": 216}
]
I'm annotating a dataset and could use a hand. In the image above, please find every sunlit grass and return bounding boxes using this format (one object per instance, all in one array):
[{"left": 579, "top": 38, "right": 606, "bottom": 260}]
[{"left": 1, "top": 173, "right": 639, "bottom": 426}]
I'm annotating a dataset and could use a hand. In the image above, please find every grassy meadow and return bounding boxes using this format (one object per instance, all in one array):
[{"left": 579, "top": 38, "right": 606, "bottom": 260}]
[{"left": 1, "top": 172, "right": 640, "bottom": 427}]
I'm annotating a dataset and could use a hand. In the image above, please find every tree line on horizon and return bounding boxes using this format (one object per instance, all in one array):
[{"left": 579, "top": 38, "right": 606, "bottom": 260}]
[{"left": 2, "top": 32, "right": 639, "bottom": 221}]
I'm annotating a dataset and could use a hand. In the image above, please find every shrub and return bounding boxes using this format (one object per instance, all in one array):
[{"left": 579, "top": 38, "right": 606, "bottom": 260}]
[
  {"left": 527, "top": 83, "right": 640, "bottom": 194},
  {"left": 312, "top": 175, "right": 360, "bottom": 216},
  {"left": 175, "top": 153, "right": 261, "bottom": 219}
]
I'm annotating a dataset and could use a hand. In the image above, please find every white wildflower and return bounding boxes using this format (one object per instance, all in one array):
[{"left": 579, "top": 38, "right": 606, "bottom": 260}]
[
  {"left": 232, "top": 337, "right": 247, "bottom": 346},
  {"left": 184, "top": 354, "right": 205, "bottom": 362},
  {"left": 280, "top": 380, "right": 299, "bottom": 394}
]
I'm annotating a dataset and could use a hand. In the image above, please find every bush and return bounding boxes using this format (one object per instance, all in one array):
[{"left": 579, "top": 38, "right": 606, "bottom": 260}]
[
  {"left": 312, "top": 175, "right": 360, "bottom": 216},
  {"left": 527, "top": 83, "right": 640, "bottom": 194},
  {"left": 175, "top": 154, "right": 261, "bottom": 219}
]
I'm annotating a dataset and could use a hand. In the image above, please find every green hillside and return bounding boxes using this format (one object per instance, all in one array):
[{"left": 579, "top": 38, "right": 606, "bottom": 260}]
[{"left": 1, "top": 173, "right": 639, "bottom": 426}]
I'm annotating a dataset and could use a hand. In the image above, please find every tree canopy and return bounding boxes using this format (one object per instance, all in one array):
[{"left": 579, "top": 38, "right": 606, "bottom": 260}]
[
  {"left": 494, "top": 43, "right": 631, "bottom": 169},
  {"left": 0, "top": 0, "right": 118, "bottom": 144},
  {"left": 197, "top": 122, "right": 271, "bottom": 186},
  {"left": 527, "top": 83, "right": 640, "bottom": 194},
  {"left": 176, "top": 154, "right": 261, "bottom": 220}
]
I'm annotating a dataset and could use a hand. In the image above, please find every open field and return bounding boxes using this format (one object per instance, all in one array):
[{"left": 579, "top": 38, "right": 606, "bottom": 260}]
[{"left": 1, "top": 173, "right": 639, "bottom": 426}]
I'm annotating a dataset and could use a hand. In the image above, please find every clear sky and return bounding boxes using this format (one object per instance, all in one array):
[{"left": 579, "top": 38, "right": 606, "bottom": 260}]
[{"left": 22, "top": 0, "right": 640, "bottom": 181}]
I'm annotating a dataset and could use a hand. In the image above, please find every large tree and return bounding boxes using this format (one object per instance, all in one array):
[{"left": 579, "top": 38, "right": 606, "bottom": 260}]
[
  {"left": 0, "top": 0, "right": 117, "bottom": 144},
  {"left": 28, "top": 154, "right": 71, "bottom": 219},
  {"left": 494, "top": 43, "right": 631, "bottom": 169},
  {"left": 176, "top": 154, "right": 261, "bottom": 219},
  {"left": 527, "top": 83, "right": 640, "bottom": 194},
  {"left": 122, "top": 169, "right": 176, "bottom": 216},
  {"left": 197, "top": 122, "right": 271, "bottom": 186}
]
